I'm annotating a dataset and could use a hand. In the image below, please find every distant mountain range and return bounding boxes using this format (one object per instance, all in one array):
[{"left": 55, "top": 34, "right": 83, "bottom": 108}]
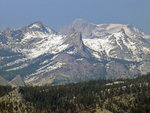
[{"left": 0, "top": 19, "right": 150, "bottom": 85}]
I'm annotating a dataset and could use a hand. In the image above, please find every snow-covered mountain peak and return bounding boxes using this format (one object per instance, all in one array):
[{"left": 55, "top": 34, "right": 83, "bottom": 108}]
[
  {"left": 92, "top": 23, "right": 148, "bottom": 40},
  {"left": 97, "top": 24, "right": 126, "bottom": 30},
  {"left": 59, "top": 19, "right": 148, "bottom": 40},
  {"left": 28, "top": 21, "right": 43, "bottom": 29},
  {"left": 112, "top": 30, "right": 126, "bottom": 39},
  {"left": 1, "top": 20, "right": 150, "bottom": 85},
  {"left": 21, "top": 21, "right": 55, "bottom": 35},
  {"left": 19, "top": 22, "right": 56, "bottom": 42},
  {"left": 22, "top": 33, "right": 68, "bottom": 58}
]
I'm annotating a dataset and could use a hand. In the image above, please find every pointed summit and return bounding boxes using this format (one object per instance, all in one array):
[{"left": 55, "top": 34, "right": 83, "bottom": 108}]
[
  {"left": 9, "top": 75, "right": 25, "bottom": 86},
  {"left": 29, "top": 21, "right": 44, "bottom": 29},
  {"left": 65, "top": 31, "right": 91, "bottom": 58},
  {"left": 0, "top": 76, "right": 9, "bottom": 86},
  {"left": 33, "top": 21, "right": 43, "bottom": 25},
  {"left": 21, "top": 21, "right": 54, "bottom": 34},
  {"left": 66, "top": 30, "right": 83, "bottom": 47}
]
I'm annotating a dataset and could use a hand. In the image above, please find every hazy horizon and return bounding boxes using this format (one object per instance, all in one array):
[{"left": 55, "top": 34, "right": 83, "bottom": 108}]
[{"left": 1, "top": 0, "right": 150, "bottom": 34}]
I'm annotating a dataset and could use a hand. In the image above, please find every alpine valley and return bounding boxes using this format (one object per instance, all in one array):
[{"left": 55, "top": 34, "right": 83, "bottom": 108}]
[{"left": 1, "top": 19, "right": 150, "bottom": 86}]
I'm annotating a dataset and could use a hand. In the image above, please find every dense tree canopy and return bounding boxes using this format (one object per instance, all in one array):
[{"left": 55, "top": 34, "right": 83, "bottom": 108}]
[{"left": 0, "top": 73, "right": 150, "bottom": 113}]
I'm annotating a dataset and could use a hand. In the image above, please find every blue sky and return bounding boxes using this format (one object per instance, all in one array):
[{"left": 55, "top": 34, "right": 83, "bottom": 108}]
[{"left": 0, "top": 0, "right": 150, "bottom": 34}]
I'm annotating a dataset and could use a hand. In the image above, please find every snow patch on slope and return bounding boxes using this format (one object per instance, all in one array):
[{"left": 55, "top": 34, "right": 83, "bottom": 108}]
[
  {"left": 6, "top": 64, "right": 29, "bottom": 71},
  {"left": 83, "top": 37, "right": 114, "bottom": 56},
  {"left": 22, "top": 34, "right": 69, "bottom": 58},
  {"left": 94, "top": 24, "right": 145, "bottom": 38},
  {"left": 29, "top": 24, "right": 41, "bottom": 29},
  {"left": 40, "top": 60, "right": 49, "bottom": 65},
  {"left": 67, "top": 48, "right": 78, "bottom": 55},
  {"left": 83, "top": 31, "right": 150, "bottom": 61},
  {"left": 4, "top": 58, "right": 28, "bottom": 67},
  {"left": 23, "top": 32, "right": 48, "bottom": 41},
  {"left": 24, "top": 62, "right": 65, "bottom": 84},
  {"left": 76, "top": 58, "right": 84, "bottom": 61},
  {"left": 92, "top": 52, "right": 101, "bottom": 59}
]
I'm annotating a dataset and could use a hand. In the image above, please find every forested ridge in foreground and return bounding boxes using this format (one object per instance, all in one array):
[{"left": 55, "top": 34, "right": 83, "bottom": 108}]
[{"left": 0, "top": 73, "right": 150, "bottom": 113}]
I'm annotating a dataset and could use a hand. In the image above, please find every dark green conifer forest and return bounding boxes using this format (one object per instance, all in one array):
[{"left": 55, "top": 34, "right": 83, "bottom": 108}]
[{"left": 0, "top": 73, "right": 150, "bottom": 113}]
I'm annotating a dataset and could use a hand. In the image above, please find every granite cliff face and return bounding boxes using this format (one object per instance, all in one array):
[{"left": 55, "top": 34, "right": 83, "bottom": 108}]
[{"left": 0, "top": 20, "right": 150, "bottom": 85}]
